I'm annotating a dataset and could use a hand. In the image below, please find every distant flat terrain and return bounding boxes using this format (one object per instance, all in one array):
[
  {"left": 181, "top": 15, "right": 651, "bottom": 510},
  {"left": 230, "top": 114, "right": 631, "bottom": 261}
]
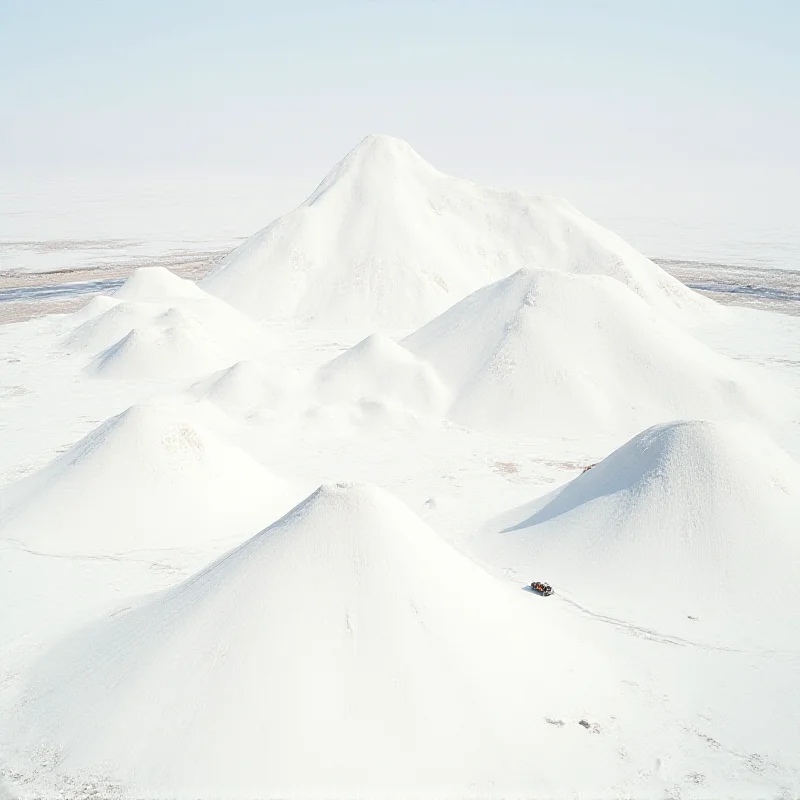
[
  {"left": 0, "top": 246, "right": 227, "bottom": 323},
  {"left": 655, "top": 258, "right": 800, "bottom": 317},
  {"left": 1, "top": 247, "right": 798, "bottom": 324}
]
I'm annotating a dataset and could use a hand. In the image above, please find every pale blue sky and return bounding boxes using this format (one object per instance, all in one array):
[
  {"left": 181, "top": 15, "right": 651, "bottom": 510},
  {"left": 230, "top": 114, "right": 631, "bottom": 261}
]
[{"left": 2, "top": 1, "right": 799, "bottom": 236}]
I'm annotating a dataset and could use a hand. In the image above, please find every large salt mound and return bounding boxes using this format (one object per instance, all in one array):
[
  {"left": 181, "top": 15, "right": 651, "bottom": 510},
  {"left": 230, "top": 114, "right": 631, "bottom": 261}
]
[
  {"left": 7, "top": 484, "right": 649, "bottom": 797},
  {"left": 202, "top": 134, "right": 709, "bottom": 328},
  {"left": 313, "top": 332, "right": 450, "bottom": 415},
  {"left": 0, "top": 404, "right": 294, "bottom": 555},
  {"left": 403, "top": 268, "right": 784, "bottom": 437},
  {"left": 487, "top": 421, "right": 800, "bottom": 645}
]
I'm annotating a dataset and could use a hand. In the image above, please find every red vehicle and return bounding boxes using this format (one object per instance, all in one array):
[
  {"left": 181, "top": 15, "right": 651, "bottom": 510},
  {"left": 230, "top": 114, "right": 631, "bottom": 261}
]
[{"left": 530, "top": 581, "right": 553, "bottom": 596}]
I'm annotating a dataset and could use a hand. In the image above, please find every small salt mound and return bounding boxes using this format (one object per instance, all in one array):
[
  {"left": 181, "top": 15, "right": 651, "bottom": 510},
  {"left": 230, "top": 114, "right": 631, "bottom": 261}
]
[
  {"left": 191, "top": 360, "right": 303, "bottom": 417},
  {"left": 64, "top": 269, "right": 267, "bottom": 375},
  {"left": 0, "top": 403, "right": 295, "bottom": 555},
  {"left": 112, "top": 268, "right": 264, "bottom": 342},
  {"left": 202, "top": 134, "right": 710, "bottom": 328},
  {"left": 65, "top": 300, "right": 164, "bottom": 352},
  {"left": 114, "top": 266, "right": 208, "bottom": 303},
  {"left": 403, "top": 268, "right": 786, "bottom": 437},
  {"left": 8, "top": 483, "right": 643, "bottom": 798},
  {"left": 68, "top": 294, "right": 120, "bottom": 325},
  {"left": 313, "top": 332, "right": 450, "bottom": 416},
  {"left": 89, "top": 323, "right": 229, "bottom": 380},
  {"left": 488, "top": 420, "right": 800, "bottom": 645}
]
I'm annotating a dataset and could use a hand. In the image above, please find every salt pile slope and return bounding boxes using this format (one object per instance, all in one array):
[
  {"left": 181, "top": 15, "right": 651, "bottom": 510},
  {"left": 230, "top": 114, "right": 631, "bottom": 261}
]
[
  {"left": 403, "top": 268, "right": 783, "bottom": 437},
  {"left": 8, "top": 484, "right": 647, "bottom": 798},
  {"left": 0, "top": 404, "right": 293, "bottom": 555},
  {"left": 313, "top": 332, "right": 450, "bottom": 415},
  {"left": 490, "top": 421, "right": 800, "bottom": 645},
  {"left": 202, "top": 134, "right": 708, "bottom": 328}
]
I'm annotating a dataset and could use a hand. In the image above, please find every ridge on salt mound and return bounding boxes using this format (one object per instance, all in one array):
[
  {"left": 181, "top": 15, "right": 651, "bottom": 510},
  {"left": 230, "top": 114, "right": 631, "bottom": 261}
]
[
  {"left": 488, "top": 421, "right": 800, "bottom": 645},
  {"left": 0, "top": 403, "right": 294, "bottom": 555},
  {"left": 313, "top": 332, "right": 450, "bottom": 415},
  {"left": 403, "top": 268, "right": 786, "bottom": 437},
  {"left": 202, "top": 134, "right": 709, "bottom": 328},
  {"left": 8, "top": 483, "right": 640, "bottom": 797}
]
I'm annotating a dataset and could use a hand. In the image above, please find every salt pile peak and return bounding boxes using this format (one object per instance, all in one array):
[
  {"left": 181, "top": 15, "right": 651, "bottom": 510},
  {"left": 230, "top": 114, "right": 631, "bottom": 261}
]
[
  {"left": 202, "top": 134, "right": 709, "bottom": 328},
  {"left": 113, "top": 266, "right": 209, "bottom": 303}
]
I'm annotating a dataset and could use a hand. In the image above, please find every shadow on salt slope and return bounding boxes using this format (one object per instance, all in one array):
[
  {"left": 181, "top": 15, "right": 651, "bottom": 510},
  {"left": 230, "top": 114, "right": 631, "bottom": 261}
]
[{"left": 484, "top": 420, "right": 800, "bottom": 649}]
